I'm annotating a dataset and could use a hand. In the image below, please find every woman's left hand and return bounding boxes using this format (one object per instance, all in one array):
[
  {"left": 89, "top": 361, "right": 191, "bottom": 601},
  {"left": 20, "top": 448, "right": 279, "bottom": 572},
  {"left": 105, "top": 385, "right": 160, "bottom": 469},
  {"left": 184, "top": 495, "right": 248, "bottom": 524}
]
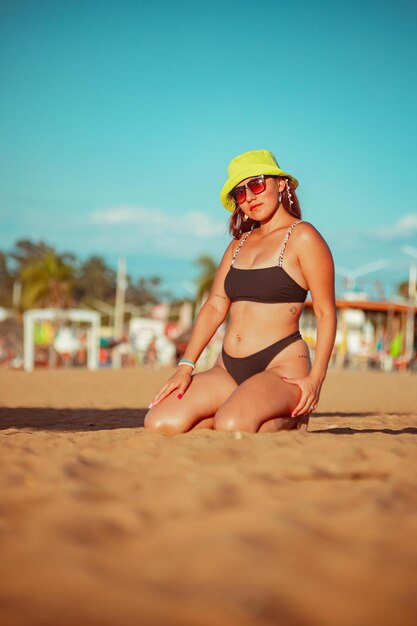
[{"left": 282, "top": 374, "right": 322, "bottom": 417}]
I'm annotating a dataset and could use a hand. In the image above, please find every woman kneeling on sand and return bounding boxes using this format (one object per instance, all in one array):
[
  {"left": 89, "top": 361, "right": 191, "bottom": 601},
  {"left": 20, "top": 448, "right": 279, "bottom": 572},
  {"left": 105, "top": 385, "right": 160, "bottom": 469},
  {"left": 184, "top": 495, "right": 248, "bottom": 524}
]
[{"left": 145, "top": 149, "right": 336, "bottom": 434}]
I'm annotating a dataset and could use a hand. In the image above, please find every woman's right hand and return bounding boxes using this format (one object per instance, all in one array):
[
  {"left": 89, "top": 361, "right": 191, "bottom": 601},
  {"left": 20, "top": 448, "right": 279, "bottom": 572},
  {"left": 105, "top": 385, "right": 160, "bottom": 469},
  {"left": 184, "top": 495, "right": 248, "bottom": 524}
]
[{"left": 148, "top": 367, "right": 193, "bottom": 409}]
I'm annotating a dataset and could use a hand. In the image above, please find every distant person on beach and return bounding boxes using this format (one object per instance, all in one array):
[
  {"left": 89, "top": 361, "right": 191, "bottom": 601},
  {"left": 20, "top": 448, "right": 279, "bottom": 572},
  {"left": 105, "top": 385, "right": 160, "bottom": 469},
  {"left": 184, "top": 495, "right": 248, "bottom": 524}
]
[{"left": 145, "top": 149, "right": 336, "bottom": 433}]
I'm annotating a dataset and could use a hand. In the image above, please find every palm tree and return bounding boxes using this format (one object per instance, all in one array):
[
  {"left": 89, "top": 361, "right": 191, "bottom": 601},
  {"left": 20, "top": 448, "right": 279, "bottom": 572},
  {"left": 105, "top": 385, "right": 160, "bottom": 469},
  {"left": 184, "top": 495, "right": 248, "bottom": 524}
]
[
  {"left": 74, "top": 255, "right": 117, "bottom": 305},
  {"left": 0, "top": 251, "right": 14, "bottom": 307},
  {"left": 396, "top": 281, "right": 408, "bottom": 299},
  {"left": 20, "top": 251, "right": 75, "bottom": 309},
  {"left": 195, "top": 254, "right": 217, "bottom": 303}
]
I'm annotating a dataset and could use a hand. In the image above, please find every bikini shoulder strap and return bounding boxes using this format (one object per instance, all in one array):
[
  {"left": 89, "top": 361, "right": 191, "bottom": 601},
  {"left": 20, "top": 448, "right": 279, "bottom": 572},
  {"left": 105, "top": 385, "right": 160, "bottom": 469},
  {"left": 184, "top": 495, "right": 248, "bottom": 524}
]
[
  {"left": 278, "top": 220, "right": 303, "bottom": 267},
  {"left": 231, "top": 230, "right": 252, "bottom": 266}
]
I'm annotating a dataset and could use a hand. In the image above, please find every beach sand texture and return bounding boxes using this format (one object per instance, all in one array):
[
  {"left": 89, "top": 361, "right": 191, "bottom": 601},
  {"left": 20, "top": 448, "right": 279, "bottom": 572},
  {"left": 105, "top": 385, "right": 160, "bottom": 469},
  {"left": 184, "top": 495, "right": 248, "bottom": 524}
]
[{"left": 0, "top": 368, "right": 416, "bottom": 626}]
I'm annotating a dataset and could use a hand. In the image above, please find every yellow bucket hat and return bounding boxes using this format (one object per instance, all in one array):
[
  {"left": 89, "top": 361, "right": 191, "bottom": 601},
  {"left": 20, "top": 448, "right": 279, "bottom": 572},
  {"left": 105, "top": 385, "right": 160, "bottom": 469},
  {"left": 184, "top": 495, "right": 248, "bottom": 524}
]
[{"left": 220, "top": 149, "right": 299, "bottom": 212}]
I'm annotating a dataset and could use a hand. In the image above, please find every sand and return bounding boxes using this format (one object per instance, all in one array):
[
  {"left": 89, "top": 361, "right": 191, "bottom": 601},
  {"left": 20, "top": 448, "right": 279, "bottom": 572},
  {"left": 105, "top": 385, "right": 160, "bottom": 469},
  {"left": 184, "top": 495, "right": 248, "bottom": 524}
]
[{"left": 0, "top": 367, "right": 416, "bottom": 626}]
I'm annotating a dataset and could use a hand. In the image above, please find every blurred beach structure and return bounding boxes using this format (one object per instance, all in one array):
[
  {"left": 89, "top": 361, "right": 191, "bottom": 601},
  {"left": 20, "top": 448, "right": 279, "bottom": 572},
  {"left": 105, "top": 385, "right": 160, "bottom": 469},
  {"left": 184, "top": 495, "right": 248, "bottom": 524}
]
[
  {"left": 1, "top": 240, "right": 416, "bottom": 374},
  {"left": 1, "top": 241, "right": 417, "bottom": 374}
]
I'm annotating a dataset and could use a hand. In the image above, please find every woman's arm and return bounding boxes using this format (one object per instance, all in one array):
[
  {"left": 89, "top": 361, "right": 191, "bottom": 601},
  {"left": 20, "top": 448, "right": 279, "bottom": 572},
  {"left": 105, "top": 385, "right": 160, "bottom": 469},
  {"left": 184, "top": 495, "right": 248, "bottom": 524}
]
[
  {"left": 148, "top": 239, "right": 236, "bottom": 407},
  {"left": 180, "top": 242, "right": 235, "bottom": 366},
  {"left": 300, "top": 224, "right": 337, "bottom": 384},
  {"left": 283, "top": 223, "right": 337, "bottom": 416}
]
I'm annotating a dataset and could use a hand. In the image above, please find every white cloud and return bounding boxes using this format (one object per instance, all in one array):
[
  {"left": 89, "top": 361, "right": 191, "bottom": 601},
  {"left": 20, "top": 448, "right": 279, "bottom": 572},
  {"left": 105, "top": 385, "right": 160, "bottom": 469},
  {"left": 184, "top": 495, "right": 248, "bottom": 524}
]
[
  {"left": 373, "top": 213, "right": 417, "bottom": 241},
  {"left": 90, "top": 206, "right": 165, "bottom": 226},
  {"left": 90, "top": 205, "right": 225, "bottom": 239},
  {"left": 185, "top": 211, "right": 225, "bottom": 238},
  {"left": 0, "top": 202, "right": 228, "bottom": 266}
]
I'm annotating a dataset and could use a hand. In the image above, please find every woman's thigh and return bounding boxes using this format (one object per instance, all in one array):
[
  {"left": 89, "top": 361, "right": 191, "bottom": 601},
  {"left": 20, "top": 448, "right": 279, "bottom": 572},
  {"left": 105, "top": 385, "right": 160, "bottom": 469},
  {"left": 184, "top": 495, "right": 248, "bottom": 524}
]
[
  {"left": 214, "top": 336, "right": 312, "bottom": 433},
  {"left": 144, "top": 365, "right": 237, "bottom": 435},
  {"left": 267, "top": 337, "right": 312, "bottom": 377},
  {"left": 214, "top": 366, "right": 303, "bottom": 433}
]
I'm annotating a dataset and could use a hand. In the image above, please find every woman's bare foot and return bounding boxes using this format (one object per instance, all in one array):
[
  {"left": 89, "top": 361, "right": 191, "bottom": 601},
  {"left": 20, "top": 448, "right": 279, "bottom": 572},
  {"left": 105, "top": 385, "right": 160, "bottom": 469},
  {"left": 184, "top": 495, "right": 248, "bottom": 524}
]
[
  {"left": 296, "top": 414, "right": 309, "bottom": 431},
  {"left": 258, "top": 415, "right": 308, "bottom": 433}
]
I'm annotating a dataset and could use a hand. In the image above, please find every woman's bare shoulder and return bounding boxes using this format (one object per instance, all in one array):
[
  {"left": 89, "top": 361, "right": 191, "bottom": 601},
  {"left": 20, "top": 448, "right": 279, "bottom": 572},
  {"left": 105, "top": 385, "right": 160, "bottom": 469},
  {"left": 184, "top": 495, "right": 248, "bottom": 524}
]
[
  {"left": 294, "top": 222, "right": 333, "bottom": 267},
  {"left": 294, "top": 221, "right": 328, "bottom": 244},
  {"left": 225, "top": 236, "right": 239, "bottom": 253}
]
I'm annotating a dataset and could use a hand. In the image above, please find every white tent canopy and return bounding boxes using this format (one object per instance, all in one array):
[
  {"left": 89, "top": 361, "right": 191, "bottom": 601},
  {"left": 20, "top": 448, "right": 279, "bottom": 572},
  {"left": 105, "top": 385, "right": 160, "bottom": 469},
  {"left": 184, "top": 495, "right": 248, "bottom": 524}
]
[{"left": 23, "top": 309, "right": 100, "bottom": 372}]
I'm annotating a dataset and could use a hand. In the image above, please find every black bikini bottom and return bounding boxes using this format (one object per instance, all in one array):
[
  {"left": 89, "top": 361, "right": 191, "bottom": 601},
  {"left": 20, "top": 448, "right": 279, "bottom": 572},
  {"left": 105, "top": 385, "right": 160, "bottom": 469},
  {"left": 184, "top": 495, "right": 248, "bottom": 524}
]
[{"left": 222, "top": 330, "right": 302, "bottom": 385}]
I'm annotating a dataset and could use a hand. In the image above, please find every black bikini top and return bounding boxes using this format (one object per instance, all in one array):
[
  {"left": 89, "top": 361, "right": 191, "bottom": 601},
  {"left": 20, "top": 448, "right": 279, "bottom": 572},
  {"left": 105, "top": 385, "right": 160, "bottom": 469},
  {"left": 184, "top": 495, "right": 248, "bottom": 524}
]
[{"left": 224, "top": 220, "right": 308, "bottom": 304}]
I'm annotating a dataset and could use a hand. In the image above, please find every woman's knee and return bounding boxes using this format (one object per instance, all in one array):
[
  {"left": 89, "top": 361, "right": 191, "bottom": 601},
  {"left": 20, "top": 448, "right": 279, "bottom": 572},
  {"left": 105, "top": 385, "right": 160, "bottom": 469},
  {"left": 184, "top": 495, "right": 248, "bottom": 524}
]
[
  {"left": 144, "top": 407, "right": 188, "bottom": 435},
  {"left": 214, "top": 406, "right": 257, "bottom": 433}
]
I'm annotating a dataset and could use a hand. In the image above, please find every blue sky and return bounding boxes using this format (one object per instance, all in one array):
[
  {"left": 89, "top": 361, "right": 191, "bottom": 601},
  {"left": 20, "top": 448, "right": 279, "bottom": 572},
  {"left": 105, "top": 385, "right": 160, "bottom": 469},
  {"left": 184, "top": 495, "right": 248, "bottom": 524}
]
[{"left": 1, "top": 0, "right": 416, "bottom": 299}]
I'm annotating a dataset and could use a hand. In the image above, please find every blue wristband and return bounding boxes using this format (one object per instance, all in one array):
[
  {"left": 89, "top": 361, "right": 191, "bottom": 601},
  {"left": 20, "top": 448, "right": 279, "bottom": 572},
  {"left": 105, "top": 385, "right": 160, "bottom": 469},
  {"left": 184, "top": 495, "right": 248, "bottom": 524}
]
[{"left": 178, "top": 358, "right": 195, "bottom": 370}]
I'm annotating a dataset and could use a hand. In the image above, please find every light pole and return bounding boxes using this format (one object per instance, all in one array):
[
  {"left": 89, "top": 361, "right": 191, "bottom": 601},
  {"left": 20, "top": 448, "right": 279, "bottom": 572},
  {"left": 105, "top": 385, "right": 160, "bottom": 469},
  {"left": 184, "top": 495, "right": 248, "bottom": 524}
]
[
  {"left": 401, "top": 245, "right": 417, "bottom": 362},
  {"left": 402, "top": 245, "right": 417, "bottom": 300},
  {"left": 113, "top": 257, "right": 127, "bottom": 369},
  {"left": 336, "top": 260, "right": 386, "bottom": 298}
]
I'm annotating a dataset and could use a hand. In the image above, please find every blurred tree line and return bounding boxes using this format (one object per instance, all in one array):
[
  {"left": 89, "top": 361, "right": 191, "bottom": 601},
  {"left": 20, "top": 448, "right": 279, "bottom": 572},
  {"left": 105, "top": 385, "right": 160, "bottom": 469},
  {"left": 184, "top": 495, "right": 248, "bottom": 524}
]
[
  {"left": 0, "top": 240, "right": 410, "bottom": 312},
  {"left": 0, "top": 239, "right": 168, "bottom": 311}
]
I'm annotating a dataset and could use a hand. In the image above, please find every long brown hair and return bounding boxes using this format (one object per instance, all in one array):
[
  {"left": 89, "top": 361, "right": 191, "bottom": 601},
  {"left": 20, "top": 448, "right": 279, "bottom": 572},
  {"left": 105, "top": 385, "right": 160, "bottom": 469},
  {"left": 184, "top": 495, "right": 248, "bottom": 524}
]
[{"left": 228, "top": 176, "right": 302, "bottom": 239}]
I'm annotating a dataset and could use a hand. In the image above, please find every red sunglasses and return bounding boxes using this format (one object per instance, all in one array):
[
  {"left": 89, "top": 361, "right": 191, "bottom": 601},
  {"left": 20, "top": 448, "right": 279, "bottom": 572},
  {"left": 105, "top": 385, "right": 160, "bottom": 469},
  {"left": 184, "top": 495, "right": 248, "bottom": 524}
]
[{"left": 230, "top": 175, "right": 270, "bottom": 204}]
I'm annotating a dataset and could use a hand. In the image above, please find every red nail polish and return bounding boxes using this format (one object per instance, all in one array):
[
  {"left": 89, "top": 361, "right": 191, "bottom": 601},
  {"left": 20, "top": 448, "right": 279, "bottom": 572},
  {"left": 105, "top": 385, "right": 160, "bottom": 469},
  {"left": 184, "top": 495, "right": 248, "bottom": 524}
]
[
  {"left": 177, "top": 393, "right": 183, "bottom": 399},
  {"left": 292, "top": 412, "right": 297, "bottom": 417}
]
